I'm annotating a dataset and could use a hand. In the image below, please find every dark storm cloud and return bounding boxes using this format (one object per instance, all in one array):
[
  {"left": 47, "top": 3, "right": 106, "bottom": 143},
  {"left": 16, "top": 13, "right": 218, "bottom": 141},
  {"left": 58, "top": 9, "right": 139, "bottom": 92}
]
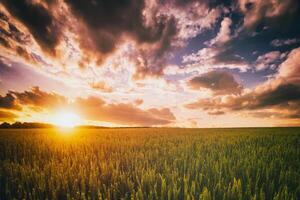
[
  {"left": 0, "top": 11, "right": 8, "bottom": 21},
  {"left": 133, "top": 17, "right": 178, "bottom": 78},
  {"left": 0, "top": 36, "right": 10, "bottom": 48},
  {"left": 188, "top": 71, "right": 242, "bottom": 95},
  {"left": 256, "top": 84, "right": 300, "bottom": 108},
  {"left": 213, "top": 46, "right": 246, "bottom": 66},
  {"left": 65, "top": 0, "right": 177, "bottom": 67},
  {"left": 0, "top": 93, "right": 21, "bottom": 110},
  {"left": 15, "top": 46, "right": 33, "bottom": 62},
  {"left": 2, "top": 0, "right": 61, "bottom": 54},
  {"left": 0, "top": 10, "right": 34, "bottom": 63},
  {"left": 237, "top": 0, "right": 299, "bottom": 30},
  {"left": 235, "top": 0, "right": 300, "bottom": 54},
  {"left": 7, "top": 22, "right": 26, "bottom": 44}
]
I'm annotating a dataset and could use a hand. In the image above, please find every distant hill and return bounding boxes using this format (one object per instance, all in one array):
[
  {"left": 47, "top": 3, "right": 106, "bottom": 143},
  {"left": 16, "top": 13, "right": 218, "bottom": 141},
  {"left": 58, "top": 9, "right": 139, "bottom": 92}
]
[{"left": 0, "top": 122, "right": 55, "bottom": 129}]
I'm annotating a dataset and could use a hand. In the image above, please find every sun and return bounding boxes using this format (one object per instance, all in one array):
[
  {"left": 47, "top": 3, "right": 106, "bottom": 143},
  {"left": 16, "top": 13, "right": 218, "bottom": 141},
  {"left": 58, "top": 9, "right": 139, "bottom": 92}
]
[{"left": 52, "top": 111, "right": 81, "bottom": 128}]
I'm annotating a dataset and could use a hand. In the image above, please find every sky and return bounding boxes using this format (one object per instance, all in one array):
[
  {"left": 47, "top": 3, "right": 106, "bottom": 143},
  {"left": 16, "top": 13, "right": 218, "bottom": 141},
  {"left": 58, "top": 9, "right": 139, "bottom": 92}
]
[{"left": 0, "top": 0, "right": 300, "bottom": 127}]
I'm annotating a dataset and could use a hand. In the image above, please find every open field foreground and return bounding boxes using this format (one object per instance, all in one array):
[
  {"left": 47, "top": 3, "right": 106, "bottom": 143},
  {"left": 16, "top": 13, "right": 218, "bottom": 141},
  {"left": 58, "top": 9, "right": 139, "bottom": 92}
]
[{"left": 0, "top": 128, "right": 299, "bottom": 200}]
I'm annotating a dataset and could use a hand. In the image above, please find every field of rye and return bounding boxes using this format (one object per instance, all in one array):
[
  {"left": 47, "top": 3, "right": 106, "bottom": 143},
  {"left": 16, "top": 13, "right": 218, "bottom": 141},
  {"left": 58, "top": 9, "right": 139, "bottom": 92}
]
[{"left": 0, "top": 128, "right": 299, "bottom": 200}]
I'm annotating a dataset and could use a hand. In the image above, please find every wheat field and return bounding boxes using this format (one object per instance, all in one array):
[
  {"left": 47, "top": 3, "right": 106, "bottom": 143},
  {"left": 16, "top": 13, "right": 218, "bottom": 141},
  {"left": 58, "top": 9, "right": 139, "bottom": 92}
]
[{"left": 0, "top": 128, "right": 299, "bottom": 200}]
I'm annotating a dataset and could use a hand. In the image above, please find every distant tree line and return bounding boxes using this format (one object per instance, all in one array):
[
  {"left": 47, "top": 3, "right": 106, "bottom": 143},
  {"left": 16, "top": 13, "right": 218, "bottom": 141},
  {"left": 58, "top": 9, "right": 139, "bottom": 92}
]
[
  {"left": 0, "top": 122, "right": 54, "bottom": 129},
  {"left": 0, "top": 122, "right": 149, "bottom": 129}
]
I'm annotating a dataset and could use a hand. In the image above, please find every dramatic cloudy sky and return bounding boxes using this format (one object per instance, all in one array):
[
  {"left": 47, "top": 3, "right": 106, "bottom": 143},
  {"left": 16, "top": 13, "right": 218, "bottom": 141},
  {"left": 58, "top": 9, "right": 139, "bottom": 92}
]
[{"left": 0, "top": 0, "right": 300, "bottom": 127}]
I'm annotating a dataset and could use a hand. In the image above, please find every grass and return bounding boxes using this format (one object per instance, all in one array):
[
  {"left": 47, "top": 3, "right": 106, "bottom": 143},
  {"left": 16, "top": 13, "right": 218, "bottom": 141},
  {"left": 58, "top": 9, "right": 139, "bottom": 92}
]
[{"left": 0, "top": 127, "right": 299, "bottom": 199}]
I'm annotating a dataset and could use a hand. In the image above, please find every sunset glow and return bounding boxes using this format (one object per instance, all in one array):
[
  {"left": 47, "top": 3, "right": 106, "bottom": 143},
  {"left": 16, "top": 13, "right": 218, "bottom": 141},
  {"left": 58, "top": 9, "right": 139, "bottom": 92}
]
[
  {"left": 0, "top": 0, "right": 299, "bottom": 127},
  {"left": 52, "top": 112, "right": 81, "bottom": 128}
]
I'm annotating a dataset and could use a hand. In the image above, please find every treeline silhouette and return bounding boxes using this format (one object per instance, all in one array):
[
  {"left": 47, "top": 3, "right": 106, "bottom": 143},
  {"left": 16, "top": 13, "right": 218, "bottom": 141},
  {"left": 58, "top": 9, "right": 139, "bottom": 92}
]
[
  {"left": 0, "top": 122, "right": 54, "bottom": 129},
  {"left": 0, "top": 122, "right": 149, "bottom": 129}
]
